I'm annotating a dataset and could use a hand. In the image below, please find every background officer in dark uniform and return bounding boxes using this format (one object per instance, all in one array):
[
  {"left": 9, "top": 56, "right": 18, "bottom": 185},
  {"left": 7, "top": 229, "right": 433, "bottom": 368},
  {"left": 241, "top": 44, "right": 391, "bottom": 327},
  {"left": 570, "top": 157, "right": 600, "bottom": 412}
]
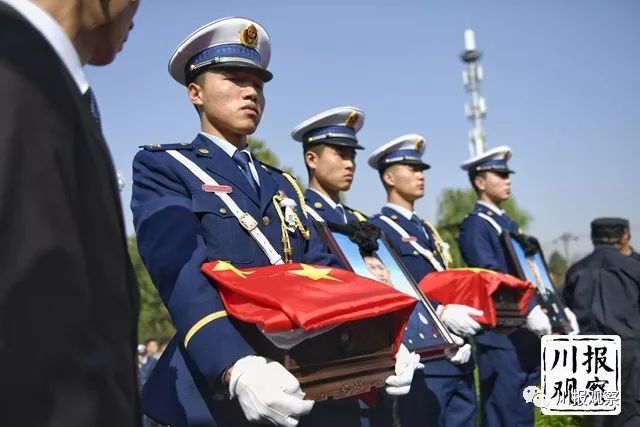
[
  {"left": 131, "top": 18, "right": 418, "bottom": 427},
  {"left": 292, "top": 106, "right": 368, "bottom": 225},
  {"left": 368, "top": 135, "right": 480, "bottom": 427},
  {"left": 611, "top": 218, "right": 640, "bottom": 262},
  {"left": 457, "top": 146, "right": 552, "bottom": 427},
  {"left": 563, "top": 218, "right": 640, "bottom": 427}
]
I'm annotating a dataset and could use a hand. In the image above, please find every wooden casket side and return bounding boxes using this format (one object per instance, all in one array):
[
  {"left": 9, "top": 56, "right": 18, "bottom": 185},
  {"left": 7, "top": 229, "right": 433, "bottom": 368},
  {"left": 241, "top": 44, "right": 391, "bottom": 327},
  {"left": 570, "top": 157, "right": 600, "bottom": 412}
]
[{"left": 234, "top": 314, "right": 396, "bottom": 401}]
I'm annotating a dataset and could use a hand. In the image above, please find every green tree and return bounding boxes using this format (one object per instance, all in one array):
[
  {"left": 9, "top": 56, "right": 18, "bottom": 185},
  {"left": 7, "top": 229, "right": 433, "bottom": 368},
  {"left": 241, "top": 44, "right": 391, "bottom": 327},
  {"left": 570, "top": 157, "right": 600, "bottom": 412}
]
[
  {"left": 247, "top": 137, "right": 279, "bottom": 166},
  {"left": 128, "top": 236, "right": 174, "bottom": 341},
  {"left": 547, "top": 250, "right": 569, "bottom": 287},
  {"left": 247, "top": 137, "right": 305, "bottom": 189},
  {"left": 435, "top": 188, "right": 532, "bottom": 268}
]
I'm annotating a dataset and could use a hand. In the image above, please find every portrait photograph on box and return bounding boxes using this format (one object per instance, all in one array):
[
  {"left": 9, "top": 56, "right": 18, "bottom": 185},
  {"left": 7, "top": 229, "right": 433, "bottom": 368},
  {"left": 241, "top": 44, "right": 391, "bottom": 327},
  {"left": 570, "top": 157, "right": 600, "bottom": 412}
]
[
  {"left": 501, "top": 231, "right": 574, "bottom": 334},
  {"left": 314, "top": 221, "right": 456, "bottom": 359}
]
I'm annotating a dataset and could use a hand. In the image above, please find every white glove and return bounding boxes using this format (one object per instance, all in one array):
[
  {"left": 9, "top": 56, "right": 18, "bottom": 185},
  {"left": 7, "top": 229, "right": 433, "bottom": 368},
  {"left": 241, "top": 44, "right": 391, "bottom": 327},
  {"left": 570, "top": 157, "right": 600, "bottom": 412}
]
[
  {"left": 437, "top": 304, "right": 484, "bottom": 337},
  {"left": 445, "top": 333, "right": 472, "bottom": 365},
  {"left": 564, "top": 307, "right": 580, "bottom": 335},
  {"left": 385, "top": 344, "right": 424, "bottom": 396},
  {"left": 229, "top": 355, "right": 314, "bottom": 427},
  {"left": 526, "top": 305, "right": 552, "bottom": 336}
]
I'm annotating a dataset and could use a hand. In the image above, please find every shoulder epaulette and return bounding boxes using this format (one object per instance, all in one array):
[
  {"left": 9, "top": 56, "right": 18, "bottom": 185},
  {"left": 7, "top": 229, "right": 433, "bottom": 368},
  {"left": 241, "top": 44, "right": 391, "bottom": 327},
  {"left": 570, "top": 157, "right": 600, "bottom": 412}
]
[
  {"left": 344, "top": 204, "right": 367, "bottom": 222},
  {"left": 141, "top": 142, "right": 193, "bottom": 152},
  {"left": 258, "top": 161, "right": 285, "bottom": 174}
]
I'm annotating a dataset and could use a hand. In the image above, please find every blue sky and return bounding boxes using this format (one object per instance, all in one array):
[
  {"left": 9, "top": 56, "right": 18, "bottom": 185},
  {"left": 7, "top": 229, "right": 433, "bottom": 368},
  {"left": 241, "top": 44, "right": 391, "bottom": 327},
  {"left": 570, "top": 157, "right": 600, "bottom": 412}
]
[{"left": 87, "top": 0, "right": 640, "bottom": 261}]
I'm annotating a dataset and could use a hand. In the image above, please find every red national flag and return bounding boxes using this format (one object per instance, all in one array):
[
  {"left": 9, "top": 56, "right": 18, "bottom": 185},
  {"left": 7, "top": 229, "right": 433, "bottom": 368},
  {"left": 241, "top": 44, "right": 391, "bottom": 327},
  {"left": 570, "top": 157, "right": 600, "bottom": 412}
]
[
  {"left": 201, "top": 261, "right": 417, "bottom": 341},
  {"left": 418, "top": 268, "right": 534, "bottom": 327}
]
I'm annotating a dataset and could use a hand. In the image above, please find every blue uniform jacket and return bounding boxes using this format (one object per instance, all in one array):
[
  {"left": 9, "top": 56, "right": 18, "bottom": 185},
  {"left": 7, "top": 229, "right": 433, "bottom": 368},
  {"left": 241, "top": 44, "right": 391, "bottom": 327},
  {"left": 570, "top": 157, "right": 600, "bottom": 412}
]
[
  {"left": 131, "top": 134, "right": 337, "bottom": 427},
  {"left": 369, "top": 207, "right": 473, "bottom": 376},
  {"left": 304, "top": 189, "right": 364, "bottom": 224},
  {"left": 458, "top": 202, "right": 534, "bottom": 349}
]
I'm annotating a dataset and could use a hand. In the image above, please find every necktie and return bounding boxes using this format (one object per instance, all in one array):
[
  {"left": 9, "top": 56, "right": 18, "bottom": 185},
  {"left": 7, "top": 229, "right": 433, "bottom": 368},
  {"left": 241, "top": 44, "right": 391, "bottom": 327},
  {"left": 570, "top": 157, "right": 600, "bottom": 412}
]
[
  {"left": 334, "top": 205, "right": 347, "bottom": 224},
  {"left": 232, "top": 150, "right": 259, "bottom": 196},
  {"left": 84, "top": 87, "right": 102, "bottom": 130},
  {"left": 411, "top": 214, "right": 429, "bottom": 240}
]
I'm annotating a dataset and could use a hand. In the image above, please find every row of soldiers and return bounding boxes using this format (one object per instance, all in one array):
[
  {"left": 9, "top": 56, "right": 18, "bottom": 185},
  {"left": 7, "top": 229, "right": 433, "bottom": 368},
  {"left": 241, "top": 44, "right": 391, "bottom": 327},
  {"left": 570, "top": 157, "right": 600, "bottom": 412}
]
[
  {"left": 2, "top": 0, "right": 635, "bottom": 424},
  {"left": 129, "top": 17, "right": 586, "bottom": 427}
]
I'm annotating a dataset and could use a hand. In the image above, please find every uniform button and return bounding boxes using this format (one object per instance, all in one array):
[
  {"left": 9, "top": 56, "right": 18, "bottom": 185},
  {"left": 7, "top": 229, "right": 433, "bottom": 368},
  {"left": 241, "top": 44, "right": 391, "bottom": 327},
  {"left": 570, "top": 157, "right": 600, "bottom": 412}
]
[
  {"left": 413, "top": 250, "right": 419, "bottom": 256},
  {"left": 262, "top": 216, "right": 270, "bottom": 225},
  {"left": 198, "top": 148, "right": 209, "bottom": 155},
  {"left": 219, "top": 208, "right": 227, "bottom": 214},
  {"left": 419, "top": 333, "right": 425, "bottom": 339},
  {"left": 314, "top": 202, "right": 322, "bottom": 209}
]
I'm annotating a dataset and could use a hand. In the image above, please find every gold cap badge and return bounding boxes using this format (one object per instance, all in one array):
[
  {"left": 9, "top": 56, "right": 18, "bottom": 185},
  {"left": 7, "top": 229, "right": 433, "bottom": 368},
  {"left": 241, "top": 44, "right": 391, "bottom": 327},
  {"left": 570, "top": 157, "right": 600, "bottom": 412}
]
[
  {"left": 415, "top": 138, "right": 424, "bottom": 151},
  {"left": 345, "top": 111, "right": 359, "bottom": 128},
  {"left": 240, "top": 24, "right": 258, "bottom": 48}
]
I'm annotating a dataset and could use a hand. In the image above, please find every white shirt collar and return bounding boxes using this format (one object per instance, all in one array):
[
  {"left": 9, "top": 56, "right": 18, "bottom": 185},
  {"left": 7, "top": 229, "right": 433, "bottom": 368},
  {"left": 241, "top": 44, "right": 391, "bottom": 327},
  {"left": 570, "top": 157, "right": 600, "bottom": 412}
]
[
  {"left": 477, "top": 200, "right": 504, "bottom": 216},
  {"left": 1, "top": 0, "right": 88, "bottom": 93},
  {"left": 200, "top": 132, "right": 259, "bottom": 184},
  {"left": 308, "top": 188, "right": 344, "bottom": 211},
  {"left": 385, "top": 203, "right": 416, "bottom": 221},
  {"left": 200, "top": 132, "right": 254, "bottom": 161}
]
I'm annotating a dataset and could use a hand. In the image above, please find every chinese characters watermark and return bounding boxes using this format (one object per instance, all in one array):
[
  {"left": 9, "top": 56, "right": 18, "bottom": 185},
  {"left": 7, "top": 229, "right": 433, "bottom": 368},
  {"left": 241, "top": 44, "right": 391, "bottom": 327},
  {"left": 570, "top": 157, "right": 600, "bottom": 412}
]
[{"left": 523, "top": 335, "right": 621, "bottom": 415}]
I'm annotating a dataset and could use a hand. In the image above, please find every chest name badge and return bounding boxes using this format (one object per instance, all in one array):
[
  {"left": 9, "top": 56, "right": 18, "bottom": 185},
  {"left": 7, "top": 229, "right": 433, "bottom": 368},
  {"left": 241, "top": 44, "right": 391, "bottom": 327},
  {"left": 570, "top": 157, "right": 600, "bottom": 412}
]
[{"left": 202, "top": 184, "right": 233, "bottom": 194}]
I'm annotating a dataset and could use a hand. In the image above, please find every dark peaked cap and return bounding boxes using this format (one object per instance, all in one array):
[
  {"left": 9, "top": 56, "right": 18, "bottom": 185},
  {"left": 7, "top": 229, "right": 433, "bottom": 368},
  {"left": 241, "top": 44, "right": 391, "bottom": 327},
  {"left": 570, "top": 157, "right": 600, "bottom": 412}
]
[{"left": 591, "top": 217, "right": 629, "bottom": 243}]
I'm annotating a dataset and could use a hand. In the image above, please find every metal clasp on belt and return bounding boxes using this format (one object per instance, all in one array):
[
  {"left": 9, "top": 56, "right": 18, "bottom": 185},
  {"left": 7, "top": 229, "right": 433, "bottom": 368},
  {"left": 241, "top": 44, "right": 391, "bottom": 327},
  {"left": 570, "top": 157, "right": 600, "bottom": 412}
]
[{"left": 239, "top": 212, "right": 258, "bottom": 231}]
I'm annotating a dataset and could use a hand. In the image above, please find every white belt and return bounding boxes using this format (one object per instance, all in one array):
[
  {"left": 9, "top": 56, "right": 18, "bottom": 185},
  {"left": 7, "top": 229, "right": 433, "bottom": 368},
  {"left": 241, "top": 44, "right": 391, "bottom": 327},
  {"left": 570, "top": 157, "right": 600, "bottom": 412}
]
[
  {"left": 379, "top": 215, "right": 444, "bottom": 272},
  {"left": 167, "top": 150, "right": 283, "bottom": 265},
  {"left": 476, "top": 212, "right": 503, "bottom": 234},
  {"left": 305, "top": 206, "right": 324, "bottom": 223}
]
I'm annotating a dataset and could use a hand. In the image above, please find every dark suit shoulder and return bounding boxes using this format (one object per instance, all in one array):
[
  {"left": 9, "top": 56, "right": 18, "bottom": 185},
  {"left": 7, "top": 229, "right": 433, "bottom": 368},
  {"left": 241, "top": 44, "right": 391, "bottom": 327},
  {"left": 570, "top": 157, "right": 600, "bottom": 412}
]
[{"left": 0, "top": 10, "right": 82, "bottom": 147}]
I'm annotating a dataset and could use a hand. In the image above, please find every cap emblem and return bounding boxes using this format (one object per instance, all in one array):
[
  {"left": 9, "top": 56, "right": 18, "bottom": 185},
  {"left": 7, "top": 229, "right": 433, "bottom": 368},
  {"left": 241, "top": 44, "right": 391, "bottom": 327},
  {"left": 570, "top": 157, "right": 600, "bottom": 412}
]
[
  {"left": 240, "top": 24, "right": 259, "bottom": 48},
  {"left": 415, "top": 138, "right": 424, "bottom": 151},
  {"left": 345, "top": 111, "right": 359, "bottom": 128}
]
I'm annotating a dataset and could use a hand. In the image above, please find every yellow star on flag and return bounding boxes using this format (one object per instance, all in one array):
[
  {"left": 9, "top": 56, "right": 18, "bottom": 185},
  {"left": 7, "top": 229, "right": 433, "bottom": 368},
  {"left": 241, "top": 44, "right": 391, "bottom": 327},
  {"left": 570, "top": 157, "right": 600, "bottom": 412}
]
[
  {"left": 288, "top": 264, "right": 342, "bottom": 282},
  {"left": 211, "top": 261, "right": 254, "bottom": 278}
]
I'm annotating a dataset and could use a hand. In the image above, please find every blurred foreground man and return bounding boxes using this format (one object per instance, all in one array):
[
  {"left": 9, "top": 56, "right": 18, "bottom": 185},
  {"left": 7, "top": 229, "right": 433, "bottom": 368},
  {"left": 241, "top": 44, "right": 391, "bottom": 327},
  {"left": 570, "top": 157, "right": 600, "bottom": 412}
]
[
  {"left": 457, "top": 146, "right": 551, "bottom": 427},
  {"left": 563, "top": 218, "right": 640, "bottom": 427},
  {"left": 131, "top": 18, "right": 419, "bottom": 427},
  {"left": 368, "top": 135, "right": 478, "bottom": 427},
  {"left": 0, "top": 0, "right": 141, "bottom": 426}
]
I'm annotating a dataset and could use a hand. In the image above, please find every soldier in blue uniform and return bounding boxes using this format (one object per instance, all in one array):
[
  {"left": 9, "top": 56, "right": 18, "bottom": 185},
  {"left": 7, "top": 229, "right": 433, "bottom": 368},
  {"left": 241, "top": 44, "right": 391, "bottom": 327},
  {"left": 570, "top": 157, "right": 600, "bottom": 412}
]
[
  {"left": 131, "top": 18, "right": 419, "bottom": 427},
  {"left": 292, "top": 106, "right": 368, "bottom": 225},
  {"left": 369, "top": 134, "right": 482, "bottom": 427},
  {"left": 457, "top": 146, "right": 552, "bottom": 427},
  {"left": 368, "top": 135, "right": 482, "bottom": 427},
  {"left": 292, "top": 107, "right": 393, "bottom": 427}
]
